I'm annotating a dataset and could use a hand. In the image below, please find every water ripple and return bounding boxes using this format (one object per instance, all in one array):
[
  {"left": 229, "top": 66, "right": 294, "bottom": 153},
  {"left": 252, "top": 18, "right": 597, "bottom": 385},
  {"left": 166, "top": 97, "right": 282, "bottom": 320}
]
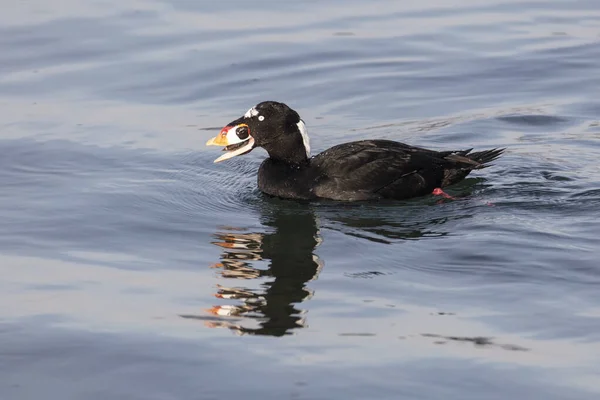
[{"left": 2, "top": 0, "right": 600, "bottom": 398}]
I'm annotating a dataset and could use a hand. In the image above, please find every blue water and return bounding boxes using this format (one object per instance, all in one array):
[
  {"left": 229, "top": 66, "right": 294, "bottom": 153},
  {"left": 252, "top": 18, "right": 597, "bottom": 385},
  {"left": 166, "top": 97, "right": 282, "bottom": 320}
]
[{"left": 1, "top": 1, "right": 600, "bottom": 399}]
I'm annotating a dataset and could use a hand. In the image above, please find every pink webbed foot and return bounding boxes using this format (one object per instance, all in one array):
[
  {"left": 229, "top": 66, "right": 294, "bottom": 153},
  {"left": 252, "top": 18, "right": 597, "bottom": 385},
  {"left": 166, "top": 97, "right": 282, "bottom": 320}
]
[{"left": 432, "top": 188, "right": 456, "bottom": 200}]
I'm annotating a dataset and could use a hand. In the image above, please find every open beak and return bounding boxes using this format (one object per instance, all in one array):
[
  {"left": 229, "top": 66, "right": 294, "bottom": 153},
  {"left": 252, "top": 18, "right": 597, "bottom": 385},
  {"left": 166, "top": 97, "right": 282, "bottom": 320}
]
[{"left": 206, "top": 123, "right": 255, "bottom": 163}]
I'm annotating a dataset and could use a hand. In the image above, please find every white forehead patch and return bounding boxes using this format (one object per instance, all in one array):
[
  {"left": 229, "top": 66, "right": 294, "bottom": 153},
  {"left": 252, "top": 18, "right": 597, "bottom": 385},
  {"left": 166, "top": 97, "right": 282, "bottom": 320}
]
[
  {"left": 244, "top": 107, "right": 259, "bottom": 118},
  {"left": 297, "top": 120, "right": 310, "bottom": 158}
]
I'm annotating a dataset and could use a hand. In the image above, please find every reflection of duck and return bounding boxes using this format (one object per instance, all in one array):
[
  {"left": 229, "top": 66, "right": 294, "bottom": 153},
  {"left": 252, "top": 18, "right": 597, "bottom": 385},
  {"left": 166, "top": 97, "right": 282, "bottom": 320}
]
[
  {"left": 206, "top": 101, "right": 504, "bottom": 201},
  {"left": 181, "top": 203, "right": 323, "bottom": 336},
  {"left": 180, "top": 186, "right": 474, "bottom": 335}
]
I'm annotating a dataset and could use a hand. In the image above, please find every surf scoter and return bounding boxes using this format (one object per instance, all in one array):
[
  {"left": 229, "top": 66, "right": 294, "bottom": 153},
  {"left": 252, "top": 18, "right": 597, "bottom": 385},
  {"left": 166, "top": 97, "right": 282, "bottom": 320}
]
[{"left": 206, "top": 101, "right": 504, "bottom": 201}]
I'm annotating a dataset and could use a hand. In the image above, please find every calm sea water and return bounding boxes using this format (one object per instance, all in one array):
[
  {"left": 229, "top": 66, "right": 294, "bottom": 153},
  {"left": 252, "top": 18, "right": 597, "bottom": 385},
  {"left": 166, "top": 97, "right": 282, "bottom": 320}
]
[{"left": 1, "top": 0, "right": 600, "bottom": 399}]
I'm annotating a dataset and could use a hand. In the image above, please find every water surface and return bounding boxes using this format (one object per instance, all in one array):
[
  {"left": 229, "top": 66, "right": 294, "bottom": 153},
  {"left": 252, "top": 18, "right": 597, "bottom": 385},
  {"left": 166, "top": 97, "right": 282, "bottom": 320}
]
[{"left": 1, "top": 0, "right": 600, "bottom": 399}]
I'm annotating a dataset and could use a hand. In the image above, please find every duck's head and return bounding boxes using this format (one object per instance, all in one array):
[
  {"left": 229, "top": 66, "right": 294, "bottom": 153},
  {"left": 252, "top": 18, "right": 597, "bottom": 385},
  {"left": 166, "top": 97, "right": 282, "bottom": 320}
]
[{"left": 206, "top": 101, "right": 310, "bottom": 164}]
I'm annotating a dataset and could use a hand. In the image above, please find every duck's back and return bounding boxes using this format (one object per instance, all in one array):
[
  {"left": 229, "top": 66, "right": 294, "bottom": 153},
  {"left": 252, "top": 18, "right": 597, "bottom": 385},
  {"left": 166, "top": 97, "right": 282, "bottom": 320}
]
[{"left": 308, "top": 140, "right": 451, "bottom": 201}]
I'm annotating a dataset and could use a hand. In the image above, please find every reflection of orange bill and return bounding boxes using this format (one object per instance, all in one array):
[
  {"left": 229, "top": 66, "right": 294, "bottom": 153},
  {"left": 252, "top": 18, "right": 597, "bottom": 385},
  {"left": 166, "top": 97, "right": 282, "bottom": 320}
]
[
  {"left": 213, "top": 241, "right": 237, "bottom": 249},
  {"left": 206, "top": 306, "right": 222, "bottom": 315},
  {"left": 205, "top": 305, "right": 237, "bottom": 316}
]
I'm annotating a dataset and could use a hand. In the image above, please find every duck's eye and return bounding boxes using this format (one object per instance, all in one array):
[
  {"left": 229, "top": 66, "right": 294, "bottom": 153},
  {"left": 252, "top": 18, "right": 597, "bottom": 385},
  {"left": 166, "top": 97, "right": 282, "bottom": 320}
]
[
  {"left": 258, "top": 115, "right": 265, "bottom": 122},
  {"left": 236, "top": 125, "right": 249, "bottom": 140}
]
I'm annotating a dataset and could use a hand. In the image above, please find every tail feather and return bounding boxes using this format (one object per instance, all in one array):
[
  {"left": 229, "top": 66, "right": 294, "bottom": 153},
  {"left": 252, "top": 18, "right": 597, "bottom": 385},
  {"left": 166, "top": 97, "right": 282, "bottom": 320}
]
[
  {"left": 445, "top": 148, "right": 505, "bottom": 169},
  {"left": 441, "top": 147, "right": 505, "bottom": 187},
  {"left": 466, "top": 148, "right": 506, "bottom": 169}
]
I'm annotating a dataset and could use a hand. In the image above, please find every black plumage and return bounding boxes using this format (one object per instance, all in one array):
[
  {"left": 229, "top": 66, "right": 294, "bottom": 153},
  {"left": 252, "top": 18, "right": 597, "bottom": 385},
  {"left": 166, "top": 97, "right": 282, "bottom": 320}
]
[{"left": 206, "top": 101, "right": 504, "bottom": 202}]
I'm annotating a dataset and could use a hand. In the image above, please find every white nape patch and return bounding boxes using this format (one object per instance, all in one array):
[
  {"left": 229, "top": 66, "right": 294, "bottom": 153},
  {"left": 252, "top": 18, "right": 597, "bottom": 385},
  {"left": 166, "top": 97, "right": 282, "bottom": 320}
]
[
  {"left": 296, "top": 119, "right": 310, "bottom": 158},
  {"left": 244, "top": 107, "right": 259, "bottom": 118},
  {"left": 225, "top": 126, "right": 246, "bottom": 145}
]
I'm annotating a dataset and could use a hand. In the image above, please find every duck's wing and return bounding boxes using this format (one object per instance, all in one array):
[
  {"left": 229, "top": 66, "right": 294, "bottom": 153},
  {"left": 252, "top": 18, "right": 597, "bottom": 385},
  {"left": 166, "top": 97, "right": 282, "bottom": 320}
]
[{"left": 310, "top": 140, "right": 494, "bottom": 200}]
